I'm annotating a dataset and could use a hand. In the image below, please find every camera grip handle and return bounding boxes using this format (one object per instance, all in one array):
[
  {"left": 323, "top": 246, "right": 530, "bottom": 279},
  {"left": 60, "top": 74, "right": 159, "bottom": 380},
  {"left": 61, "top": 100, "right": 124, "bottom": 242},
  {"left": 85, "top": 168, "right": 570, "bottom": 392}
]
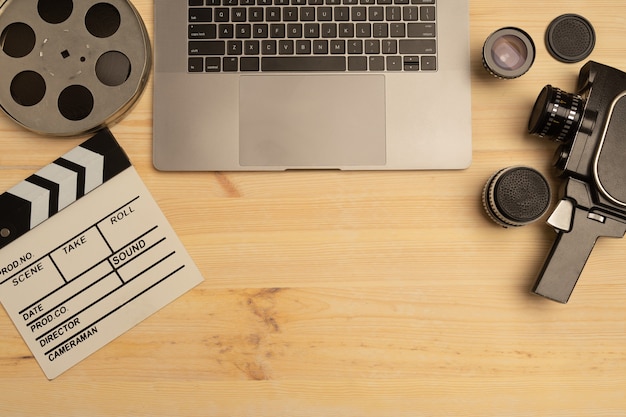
[{"left": 533, "top": 205, "right": 626, "bottom": 303}]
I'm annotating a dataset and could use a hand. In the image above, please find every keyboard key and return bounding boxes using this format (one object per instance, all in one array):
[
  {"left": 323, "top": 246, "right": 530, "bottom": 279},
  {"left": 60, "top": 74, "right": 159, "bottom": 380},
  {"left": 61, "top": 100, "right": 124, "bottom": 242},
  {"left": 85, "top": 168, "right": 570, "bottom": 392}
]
[
  {"left": 386, "top": 55, "right": 402, "bottom": 70},
  {"left": 227, "top": 40, "right": 242, "bottom": 54},
  {"left": 219, "top": 24, "right": 234, "bottom": 38},
  {"left": 403, "top": 6, "right": 418, "bottom": 21},
  {"left": 399, "top": 39, "right": 436, "bottom": 54},
  {"left": 188, "top": 57, "right": 204, "bottom": 72},
  {"left": 313, "top": 40, "right": 329, "bottom": 54},
  {"left": 356, "top": 23, "right": 371, "bottom": 37},
  {"left": 241, "top": 57, "right": 260, "bottom": 71},
  {"left": 236, "top": 24, "right": 252, "bottom": 38},
  {"left": 189, "top": 0, "right": 204, "bottom": 6},
  {"left": 296, "top": 40, "right": 312, "bottom": 54},
  {"left": 279, "top": 40, "right": 294, "bottom": 54},
  {"left": 369, "top": 7, "right": 384, "bottom": 21},
  {"left": 262, "top": 40, "right": 277, "bottom": 54},
  {"left": 373, "top": 23, "right": 388, "bottom": 37},
  {"left": 421, "top": 55, "right": 437, "bottom": 70},
  {"left": 381, "top": 39, "right": 396, "bottom": 53},
  {"left": 369, "top": 56, "right": 384, "bottom": 70},
  {"left": 318, "top": 7, "right": 333, "bottom": 20},
  {"left": 348, "top": 40, "right": 363, "bottom": 54},
  {"left": 334, "top": 7, "right": 350, "bottom": 21},
  {"left": 253, "top": 24, "right": 269, "bottom": 38},
  {"left": 407, "top": 23, "right": 435, "bottom": 37},
  {"left": 189, "top": 8, "right": 212, "bottom": 22},
  {"left": 283, "top": 7, "right": 298, "bottom": 21},
  {"left": 352, "top": 7, "right": 367, "bottom": 21},
  {"left": 249, "top": 8, "right": 264, "bottom": 21},
  {"left": 339, "top": 23, "right": 354, "bottom": 37},
  {"left": 189, "top": 40, "right": 226, "bottom": 55},
  {"left": 189, "top": 24, "right": 217, "bottom": 39},
  {"left": 231, "top": 8, "right": 246, "bottom": 22},
  {"left": 262, "top": 56, "right": 346, "bottom": 71},
  {"left": 390, "top": 23, "right": 405, "bottom": 37},
  {"left": 287, "top": 23, "right": 302, "bottom": 38},
  {"left": 270, "top": 24, "right": 286, "bottom": 38},
  {"left": 300, "top": 7, "right": 316, "bottom": 21},
  {"left": 365, "top": 39, "right": 380, "bottom": 54},
  {"left": 244, "top": 40, "right": 260, "bottom": 54},
  {"left": 322, "top": 23, "right": 337, "bottom": 38},
  {"left": 386, "top": 6, "right": 402, "bottom": 21},
  {"left": 214, "top": 8, "right": 229, "bottom": 22},
  {"left": 330, "top": 40, "right": 345, "bottom": 54},
  {"left": 205, "top": 57, "right": 221, "bottom": 71},
  {"left": 420, "top": 5, "right": 435, "bottom": 21},
  {"left": 267, "top": 8, "right": 281, "bottom": 21},
  {"left": 304, "top": 23, "right": 320, "bottom": 38}
]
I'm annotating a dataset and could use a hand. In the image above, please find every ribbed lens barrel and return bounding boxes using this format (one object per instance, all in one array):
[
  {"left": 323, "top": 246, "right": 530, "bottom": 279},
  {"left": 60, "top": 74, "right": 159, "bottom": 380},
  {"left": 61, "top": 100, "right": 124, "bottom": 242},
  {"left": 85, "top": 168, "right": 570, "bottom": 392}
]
[{"left": 528, "top": 85, "right": 584, "bottom": 142}]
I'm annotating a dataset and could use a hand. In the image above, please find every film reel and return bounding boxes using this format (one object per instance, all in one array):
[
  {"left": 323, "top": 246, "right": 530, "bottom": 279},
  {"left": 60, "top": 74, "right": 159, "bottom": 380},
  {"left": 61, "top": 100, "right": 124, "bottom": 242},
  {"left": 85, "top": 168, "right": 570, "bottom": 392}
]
[{"left": 0, "top": 0, "right": 151, "bottom": 136}]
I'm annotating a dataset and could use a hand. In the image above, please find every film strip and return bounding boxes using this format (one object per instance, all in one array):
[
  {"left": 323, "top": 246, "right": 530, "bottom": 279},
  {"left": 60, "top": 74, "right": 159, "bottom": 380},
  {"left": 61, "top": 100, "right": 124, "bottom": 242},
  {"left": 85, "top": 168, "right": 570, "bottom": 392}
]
[{"left": 0, "top": 129, "right": 131, "bottom": 250}]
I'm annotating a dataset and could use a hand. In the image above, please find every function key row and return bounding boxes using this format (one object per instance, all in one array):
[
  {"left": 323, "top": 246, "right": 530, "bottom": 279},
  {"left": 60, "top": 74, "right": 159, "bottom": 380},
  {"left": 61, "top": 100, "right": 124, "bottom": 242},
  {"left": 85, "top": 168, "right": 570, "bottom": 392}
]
[
  {"left": 190, "top": 7, "right": 435, "bottom": 23},
  {"left": 191, "top": 0, "right": 434, "bottom": 5}
]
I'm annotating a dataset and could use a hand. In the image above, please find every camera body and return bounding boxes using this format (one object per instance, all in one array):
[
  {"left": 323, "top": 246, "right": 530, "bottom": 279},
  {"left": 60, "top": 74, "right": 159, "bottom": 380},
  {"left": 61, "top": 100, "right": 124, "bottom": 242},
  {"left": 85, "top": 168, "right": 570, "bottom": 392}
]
[{"left": 528, "top": 61, "right": 626, "bottom": 303}]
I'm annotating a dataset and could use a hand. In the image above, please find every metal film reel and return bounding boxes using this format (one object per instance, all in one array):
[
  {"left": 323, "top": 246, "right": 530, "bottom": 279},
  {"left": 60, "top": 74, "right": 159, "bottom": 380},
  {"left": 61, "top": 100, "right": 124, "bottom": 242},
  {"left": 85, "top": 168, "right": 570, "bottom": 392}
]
[{"left": 0, "top": 0, "right": 151, "bottom": 136}]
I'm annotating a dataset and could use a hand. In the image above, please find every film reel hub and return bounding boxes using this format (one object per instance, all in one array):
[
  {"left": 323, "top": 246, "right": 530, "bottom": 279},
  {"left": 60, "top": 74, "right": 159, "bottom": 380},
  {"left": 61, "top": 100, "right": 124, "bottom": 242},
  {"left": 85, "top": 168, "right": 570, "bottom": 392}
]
[
  {"left": 39, "top": 30, "right": 93, "bottom": 78},
  {"left": 0, "top": 0, "right": 151, "bottom": 136}
]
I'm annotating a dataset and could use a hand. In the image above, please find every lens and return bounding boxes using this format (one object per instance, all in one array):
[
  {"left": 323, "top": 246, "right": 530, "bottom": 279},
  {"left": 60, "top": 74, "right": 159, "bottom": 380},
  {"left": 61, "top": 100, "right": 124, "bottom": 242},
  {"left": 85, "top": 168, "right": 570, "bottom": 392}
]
[
  {"left": 528, "top": 85, "right": 584, "bottom": 143},
  {"left": 483, "top": 27, "right": 535, "bottom": 79}
]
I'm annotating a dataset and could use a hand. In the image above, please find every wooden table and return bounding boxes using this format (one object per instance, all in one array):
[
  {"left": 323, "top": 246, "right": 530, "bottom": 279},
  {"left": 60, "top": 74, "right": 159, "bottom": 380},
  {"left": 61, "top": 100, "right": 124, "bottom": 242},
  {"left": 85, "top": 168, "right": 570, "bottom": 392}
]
[{"left": 1, "top": 1, "right": 625, "bottom": 415}]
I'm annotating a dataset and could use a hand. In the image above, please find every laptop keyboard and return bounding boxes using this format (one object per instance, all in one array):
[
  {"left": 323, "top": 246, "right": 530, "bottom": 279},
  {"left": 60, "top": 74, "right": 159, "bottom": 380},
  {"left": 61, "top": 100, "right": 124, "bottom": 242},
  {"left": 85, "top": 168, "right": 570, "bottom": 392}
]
[{"left": 187, "top": 0, "right": 437, "bottom": 72}]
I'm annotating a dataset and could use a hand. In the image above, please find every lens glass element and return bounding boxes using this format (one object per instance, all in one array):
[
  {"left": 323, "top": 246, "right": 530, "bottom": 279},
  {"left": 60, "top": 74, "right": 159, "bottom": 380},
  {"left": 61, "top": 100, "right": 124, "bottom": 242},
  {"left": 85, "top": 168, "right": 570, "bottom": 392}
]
[
  {"left": 491, "top": 35, "right": 528, "bottom": 71},
  {"left": 483, "top": 27, "right": 535, "bottom": 79}
]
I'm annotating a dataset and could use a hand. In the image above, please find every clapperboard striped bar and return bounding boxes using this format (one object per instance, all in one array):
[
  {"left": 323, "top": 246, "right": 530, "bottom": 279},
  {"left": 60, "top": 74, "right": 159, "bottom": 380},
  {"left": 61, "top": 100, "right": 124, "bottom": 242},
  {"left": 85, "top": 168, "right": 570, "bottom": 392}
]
[{"left": 0, "top": 129, "right": 131, "bottom": 249}]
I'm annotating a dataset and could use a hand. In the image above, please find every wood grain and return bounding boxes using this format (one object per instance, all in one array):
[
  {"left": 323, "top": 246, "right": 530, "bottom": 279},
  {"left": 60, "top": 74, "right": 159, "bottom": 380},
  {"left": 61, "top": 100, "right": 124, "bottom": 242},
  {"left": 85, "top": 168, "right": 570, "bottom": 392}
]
[{"left": 1, "top": 1, "right": 626, "bottom": 416}]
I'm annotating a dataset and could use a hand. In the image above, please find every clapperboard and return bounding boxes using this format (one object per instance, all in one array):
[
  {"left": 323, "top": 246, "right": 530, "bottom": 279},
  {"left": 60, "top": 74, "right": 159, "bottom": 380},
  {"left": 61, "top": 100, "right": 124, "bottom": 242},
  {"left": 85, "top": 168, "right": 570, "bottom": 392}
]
[{"left": 0, "top": 129, "right": 203, "bottom": 379}]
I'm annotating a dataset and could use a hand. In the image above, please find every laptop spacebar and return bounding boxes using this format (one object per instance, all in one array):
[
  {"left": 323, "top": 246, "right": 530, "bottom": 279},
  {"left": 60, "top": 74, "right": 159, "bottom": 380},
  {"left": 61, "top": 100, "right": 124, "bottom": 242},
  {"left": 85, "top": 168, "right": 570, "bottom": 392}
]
[{"left": 262, "top": 57, "right": 346, "bottom": 72}]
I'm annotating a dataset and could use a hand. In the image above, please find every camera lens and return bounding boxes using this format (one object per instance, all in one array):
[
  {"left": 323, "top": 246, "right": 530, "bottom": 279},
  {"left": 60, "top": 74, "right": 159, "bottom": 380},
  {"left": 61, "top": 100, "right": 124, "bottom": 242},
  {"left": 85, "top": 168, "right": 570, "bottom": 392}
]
[
  {"left": 482, "top": 27, "right": 535, "bottom": 79},
  {"left": 528, "top": 85, "right": 584, "bottom": 142}
]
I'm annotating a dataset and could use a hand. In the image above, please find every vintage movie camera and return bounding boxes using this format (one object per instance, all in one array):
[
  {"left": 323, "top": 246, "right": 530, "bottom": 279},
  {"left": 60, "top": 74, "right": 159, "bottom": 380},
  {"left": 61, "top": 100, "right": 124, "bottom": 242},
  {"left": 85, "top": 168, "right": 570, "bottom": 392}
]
[{"left": 528, "top": 61, "right": 626, "bottom": 303}]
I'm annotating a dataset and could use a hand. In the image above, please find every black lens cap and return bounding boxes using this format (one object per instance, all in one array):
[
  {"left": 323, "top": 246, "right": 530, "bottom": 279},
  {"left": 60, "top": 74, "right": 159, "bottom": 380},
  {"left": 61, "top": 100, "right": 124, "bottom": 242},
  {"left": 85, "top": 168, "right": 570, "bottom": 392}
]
[
  {"left": 482, "top": 166, "right": 551, "bottom": 228},
  {"left": 546, "top": 14, "right": 596, "bottom": 63}
]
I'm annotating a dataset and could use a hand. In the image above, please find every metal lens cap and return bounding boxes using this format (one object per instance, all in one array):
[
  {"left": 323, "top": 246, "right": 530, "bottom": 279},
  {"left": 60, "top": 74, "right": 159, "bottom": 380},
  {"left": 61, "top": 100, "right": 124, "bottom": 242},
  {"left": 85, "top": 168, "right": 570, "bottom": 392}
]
[
  {"left": 546, "top": 14, "right": 595, "bottom": 63},
  {"left": 483, "top": 27, "right": 535, "bottom": 79},
  {"left": 483, "top": 166, "right": 551, "bottom": 228}
]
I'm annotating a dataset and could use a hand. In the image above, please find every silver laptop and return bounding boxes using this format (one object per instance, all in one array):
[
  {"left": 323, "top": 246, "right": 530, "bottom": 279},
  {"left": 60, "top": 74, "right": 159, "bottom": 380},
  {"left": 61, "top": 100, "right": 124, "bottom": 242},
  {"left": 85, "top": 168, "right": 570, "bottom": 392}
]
[{"left": 152, "top": 0, "right": 472, "bottom": 171}]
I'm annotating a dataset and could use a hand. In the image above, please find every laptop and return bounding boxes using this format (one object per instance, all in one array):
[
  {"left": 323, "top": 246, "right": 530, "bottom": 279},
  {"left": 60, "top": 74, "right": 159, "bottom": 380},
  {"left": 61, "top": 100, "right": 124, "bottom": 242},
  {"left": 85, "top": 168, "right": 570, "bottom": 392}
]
[{"left": 152, "top": 0, "right": 472, "bottom": 171}]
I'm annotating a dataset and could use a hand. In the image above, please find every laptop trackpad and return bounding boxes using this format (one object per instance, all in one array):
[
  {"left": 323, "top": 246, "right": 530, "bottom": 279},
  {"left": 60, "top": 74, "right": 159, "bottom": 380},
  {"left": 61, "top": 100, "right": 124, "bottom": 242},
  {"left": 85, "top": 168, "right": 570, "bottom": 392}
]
[{"left": 239, "top": 75, "right": 386, "bottom": 168}]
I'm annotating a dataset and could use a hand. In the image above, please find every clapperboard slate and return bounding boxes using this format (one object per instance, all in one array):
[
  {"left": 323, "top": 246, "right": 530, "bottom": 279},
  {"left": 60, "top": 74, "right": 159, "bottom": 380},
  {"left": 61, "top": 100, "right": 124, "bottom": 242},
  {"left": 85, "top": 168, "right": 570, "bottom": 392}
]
[{"left": 0, "top": 129, "right": 203, "bottom": 379}]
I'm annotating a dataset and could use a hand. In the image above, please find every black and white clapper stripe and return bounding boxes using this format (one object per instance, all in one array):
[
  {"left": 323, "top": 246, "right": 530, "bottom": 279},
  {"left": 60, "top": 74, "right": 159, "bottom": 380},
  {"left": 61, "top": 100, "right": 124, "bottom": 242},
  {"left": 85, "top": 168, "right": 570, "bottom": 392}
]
[{"left": 0, "top": 129, "right": 132, "bottom": 249}]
